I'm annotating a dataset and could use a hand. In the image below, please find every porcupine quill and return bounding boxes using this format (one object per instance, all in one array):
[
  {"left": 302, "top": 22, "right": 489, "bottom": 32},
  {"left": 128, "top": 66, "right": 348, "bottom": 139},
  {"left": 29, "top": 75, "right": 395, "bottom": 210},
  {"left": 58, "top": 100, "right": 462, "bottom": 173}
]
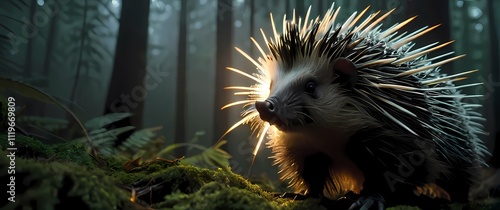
[{"left": 221, "top": 3, "right": 489, "bottom": 209}]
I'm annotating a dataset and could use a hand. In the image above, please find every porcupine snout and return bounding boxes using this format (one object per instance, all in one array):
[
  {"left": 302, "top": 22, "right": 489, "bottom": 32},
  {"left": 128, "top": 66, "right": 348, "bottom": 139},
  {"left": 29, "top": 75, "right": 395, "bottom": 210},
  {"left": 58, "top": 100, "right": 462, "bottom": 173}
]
[
  {"left": 255, "top": 99, "right": 276, "bottom": 122},
  {"left": 255, "top": 97, "right": 287, "bottom": 128}
]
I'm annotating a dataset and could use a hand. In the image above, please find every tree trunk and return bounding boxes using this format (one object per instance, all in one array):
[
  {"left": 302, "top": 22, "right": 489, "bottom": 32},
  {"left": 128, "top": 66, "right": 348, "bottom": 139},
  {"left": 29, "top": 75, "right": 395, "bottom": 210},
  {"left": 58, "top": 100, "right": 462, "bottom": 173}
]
[
  {"left": 249, "top": 0, "right": 254, "bottom": 56},
  {"left": 213, "top": 0, "right": 233, "bottom": 143},
  {"left": 24, "top": 0, "right": 36, "bottom": 78},
  {"left": 22, "top": 0, "right": 37, "bottom": 116},
  {"left": 40, "top": 3, "right": 60, "bottom": 117},
  {"left": 174, "top": 0, "right": 187, "bottom": 156},
  {"left": 103, "top": 0, "right": 150, "bottom": 129},
  {"left": 69, "top": 0, "right": 88, "bottom": 104},
  {"left": 42, "top": 12, "right": 59, "bottom": 84}
]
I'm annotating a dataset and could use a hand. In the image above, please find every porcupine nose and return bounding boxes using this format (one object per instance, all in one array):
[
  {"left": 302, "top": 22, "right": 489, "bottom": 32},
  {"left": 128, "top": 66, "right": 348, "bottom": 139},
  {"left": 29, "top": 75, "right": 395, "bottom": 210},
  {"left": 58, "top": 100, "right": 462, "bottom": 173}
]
[{"left": 255, "top": 100, "right": 275, "bottom": 122}]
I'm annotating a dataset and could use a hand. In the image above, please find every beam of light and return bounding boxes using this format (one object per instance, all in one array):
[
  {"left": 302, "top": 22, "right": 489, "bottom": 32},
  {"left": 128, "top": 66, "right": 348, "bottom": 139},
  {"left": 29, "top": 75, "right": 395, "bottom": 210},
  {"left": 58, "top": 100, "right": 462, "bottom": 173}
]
[
  {"left": 247, "top": 122, "right": 271, "bottom": 177},
  {"left": 221, "top": 100, "right": 256, "bottom": 110},
  {"left": 219, "top": 112, "right": 259, "bottom": 141},
  {"left": 224, "top": 86, "right": 261, "bottom": 91},
  {"left": 234, "top": 48, "right": 266, "bottom": 73},
  {"left": 260, "top": 28, "right": 271, "bottom": 52},
  {"left": 234, "top": 91, "right": 268, "bottom": 96},
  {"left": 252, "top": 122, "right": 271, "bottom": 159},
  {"left": 250, "top": 37, "right": 268, "bottom": 59},
  {"left": 270, "top": 13, "right": 279, "bottom": 44},
  {"left": 226, "top": 67, "right": 265, "bottom": 85}
]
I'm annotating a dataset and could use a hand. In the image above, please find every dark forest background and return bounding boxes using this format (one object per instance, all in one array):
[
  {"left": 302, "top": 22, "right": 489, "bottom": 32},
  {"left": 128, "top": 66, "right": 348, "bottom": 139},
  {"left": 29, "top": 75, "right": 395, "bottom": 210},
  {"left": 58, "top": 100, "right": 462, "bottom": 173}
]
[{"left": 1, "top": 0, "right": 499, "bottom": 179}]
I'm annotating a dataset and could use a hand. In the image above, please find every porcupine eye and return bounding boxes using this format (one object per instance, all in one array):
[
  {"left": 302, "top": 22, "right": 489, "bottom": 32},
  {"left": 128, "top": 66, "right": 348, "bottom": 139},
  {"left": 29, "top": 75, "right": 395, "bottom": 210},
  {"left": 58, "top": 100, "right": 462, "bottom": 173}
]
[{"left": 304, "top": 81, "right": 317, "bottom": 97}]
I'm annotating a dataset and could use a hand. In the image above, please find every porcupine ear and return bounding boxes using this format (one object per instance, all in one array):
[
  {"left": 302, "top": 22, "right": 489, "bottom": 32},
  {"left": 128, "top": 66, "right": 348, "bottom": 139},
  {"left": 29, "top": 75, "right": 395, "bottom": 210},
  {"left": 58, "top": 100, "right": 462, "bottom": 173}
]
[{"left": 332, "top": 58, "right": 358, "bottom": 88}]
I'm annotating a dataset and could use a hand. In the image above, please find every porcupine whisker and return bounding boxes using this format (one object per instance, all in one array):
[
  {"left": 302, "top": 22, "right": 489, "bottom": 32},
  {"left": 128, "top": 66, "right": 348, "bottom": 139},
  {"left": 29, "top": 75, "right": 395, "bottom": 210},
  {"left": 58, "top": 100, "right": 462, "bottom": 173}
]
[
  {"left": 297, "top": 111, "right": 316, "bottom": 124},
  {"left": 294, "top": 113, "right": 306, "bottom": 126},
  {"left": 274, "top": 114, "right": 288, "bottom": 127},
  {"left": 287, "top": 98, "right": 301, "bottom": 106},
  {"left": 301, "top": 105, "right": 324, "bottom": 112},
  {"left": 297, "top": 117, "right": 306, "bottom": 127}
]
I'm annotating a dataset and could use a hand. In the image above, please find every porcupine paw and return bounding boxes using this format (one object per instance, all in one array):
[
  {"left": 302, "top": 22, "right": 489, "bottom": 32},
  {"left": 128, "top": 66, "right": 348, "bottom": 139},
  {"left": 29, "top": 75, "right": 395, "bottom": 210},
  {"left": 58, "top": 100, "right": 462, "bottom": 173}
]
[{"left": 348, "top": 193, "right": 385, "bottom": 210}]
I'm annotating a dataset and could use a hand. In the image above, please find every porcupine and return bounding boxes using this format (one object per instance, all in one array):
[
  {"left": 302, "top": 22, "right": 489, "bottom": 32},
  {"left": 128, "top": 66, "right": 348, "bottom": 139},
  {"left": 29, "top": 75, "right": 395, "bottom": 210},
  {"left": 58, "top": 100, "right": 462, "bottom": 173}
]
[{"left": 221, "top": 3, "right": 490, "bottom": 209}]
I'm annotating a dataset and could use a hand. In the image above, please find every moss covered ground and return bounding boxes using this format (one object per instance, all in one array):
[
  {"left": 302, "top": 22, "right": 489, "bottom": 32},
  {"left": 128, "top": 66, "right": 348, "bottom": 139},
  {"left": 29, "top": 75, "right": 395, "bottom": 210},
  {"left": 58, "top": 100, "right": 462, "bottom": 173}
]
[{"left": 0, "top": 134, "right": 498, "bottom": 210}]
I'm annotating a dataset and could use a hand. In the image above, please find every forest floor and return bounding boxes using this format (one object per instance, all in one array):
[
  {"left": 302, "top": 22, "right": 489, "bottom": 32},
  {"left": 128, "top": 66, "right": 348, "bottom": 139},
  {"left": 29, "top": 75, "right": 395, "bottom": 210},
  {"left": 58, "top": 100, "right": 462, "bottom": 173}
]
[{"left": 0, "top": 134, "right": 499, "bottom": 210}]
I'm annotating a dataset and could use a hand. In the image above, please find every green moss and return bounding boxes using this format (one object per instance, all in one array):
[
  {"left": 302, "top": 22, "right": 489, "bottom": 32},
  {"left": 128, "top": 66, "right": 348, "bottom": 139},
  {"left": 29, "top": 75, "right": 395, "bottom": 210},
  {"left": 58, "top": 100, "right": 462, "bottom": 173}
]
[
  {"left": 1, "top": 157, "right": 62, "bottom": 210},
  {"left": 148, "top": 165, "right": 270, "bottom": 197},
  {"left": 0, "top": 134, "right": 54, "bottom": 158},
  {"left": 0, "top": 133, "right": 101, "bottom": 168},
  {"left": 275, "top": 197, "right": 325, "bottom": 210},
  {"left": 1, "top": 134, "right": 498, "bottom": 210},
  {"left": 0, "top": 134, "right": 94, "bottom": 168},
  {"left": 160, "top": 182, "right": 276, "bottom": 210},
  {"left": 110, "top": 170, "right": 144, "bottom": 185},
  {"left": 0, "top": 150, "right": 129, "bottom": 210},
  {"left": 106, "top": 155, "right": 182, "bottom": 185},
  {"left": 131, "top": 164, "right": 331, "bottom": 210},
  {"left": 52, "top": 141, "right": 96, "bottom": 168},
  {"left": 60, "top": 164, "right": 128, "bottom": 209},
  {"left": 102, "top": 154, "right": 127, "bottom": 171},
  {"left": 144, "top": 159, "right": 178, "bottom": 172},
  {"left": 387, "top": 206, "right": 422, "bottom": 210}
]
